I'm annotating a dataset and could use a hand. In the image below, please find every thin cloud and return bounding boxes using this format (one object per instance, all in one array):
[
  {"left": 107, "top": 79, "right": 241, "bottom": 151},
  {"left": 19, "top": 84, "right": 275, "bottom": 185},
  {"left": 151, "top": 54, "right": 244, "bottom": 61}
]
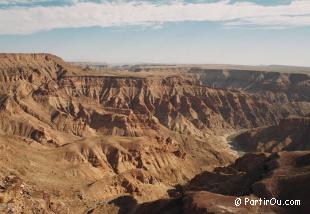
[{"left": 0, "top": 0, "right": 310, "bottom": 35}]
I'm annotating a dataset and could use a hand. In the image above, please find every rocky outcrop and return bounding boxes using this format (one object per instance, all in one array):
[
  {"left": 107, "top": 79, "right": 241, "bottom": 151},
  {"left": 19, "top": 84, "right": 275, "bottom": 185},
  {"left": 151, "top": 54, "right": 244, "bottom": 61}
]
[
  {"left": 234, "top": 117, "right": 310, "bottom": 152},
  {"left": 134, "top": 151, "right": 310, "bottom": 214}
]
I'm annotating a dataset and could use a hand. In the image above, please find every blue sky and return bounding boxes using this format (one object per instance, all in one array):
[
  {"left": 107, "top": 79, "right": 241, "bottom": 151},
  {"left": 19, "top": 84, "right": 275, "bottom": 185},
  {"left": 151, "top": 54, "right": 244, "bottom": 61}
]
[{"left": 0, "top": 0, "right": 310, "bottom": 65}]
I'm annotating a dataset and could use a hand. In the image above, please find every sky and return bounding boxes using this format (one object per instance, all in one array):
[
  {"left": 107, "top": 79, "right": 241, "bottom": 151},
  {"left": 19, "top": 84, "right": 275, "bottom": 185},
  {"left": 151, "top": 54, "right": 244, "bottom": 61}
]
[{"left": 0, "top": 0, "right": 310, "bottom": 66}]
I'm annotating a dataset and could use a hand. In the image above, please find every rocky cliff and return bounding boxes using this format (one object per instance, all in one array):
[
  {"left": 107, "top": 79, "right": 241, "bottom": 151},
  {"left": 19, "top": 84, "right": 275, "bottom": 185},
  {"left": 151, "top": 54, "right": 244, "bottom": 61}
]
[
  {"left": 233, "top": 117, "right": 310, "bottom": 153},
  {"left": 190, "top": 68, "right": 310, "bottom": 103},
  {"left": 134, "top": 151, "right": 310, "bottom": 214},
  {"left": 1, "top": 54, "right": 309, "bottom": 144}
]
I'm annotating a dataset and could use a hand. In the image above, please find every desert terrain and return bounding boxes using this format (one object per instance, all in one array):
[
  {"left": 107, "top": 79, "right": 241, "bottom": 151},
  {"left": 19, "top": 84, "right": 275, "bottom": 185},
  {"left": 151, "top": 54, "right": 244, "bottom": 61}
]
[{"left": 0, "top": 53, "right": 309, "bottom": 213}]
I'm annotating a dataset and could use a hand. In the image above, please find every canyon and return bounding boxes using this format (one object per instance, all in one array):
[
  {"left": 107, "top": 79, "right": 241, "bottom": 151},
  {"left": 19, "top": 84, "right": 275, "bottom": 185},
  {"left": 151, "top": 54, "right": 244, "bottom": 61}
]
[{"left": 0, "top": 53, "right": 309, "bottom": 213}]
